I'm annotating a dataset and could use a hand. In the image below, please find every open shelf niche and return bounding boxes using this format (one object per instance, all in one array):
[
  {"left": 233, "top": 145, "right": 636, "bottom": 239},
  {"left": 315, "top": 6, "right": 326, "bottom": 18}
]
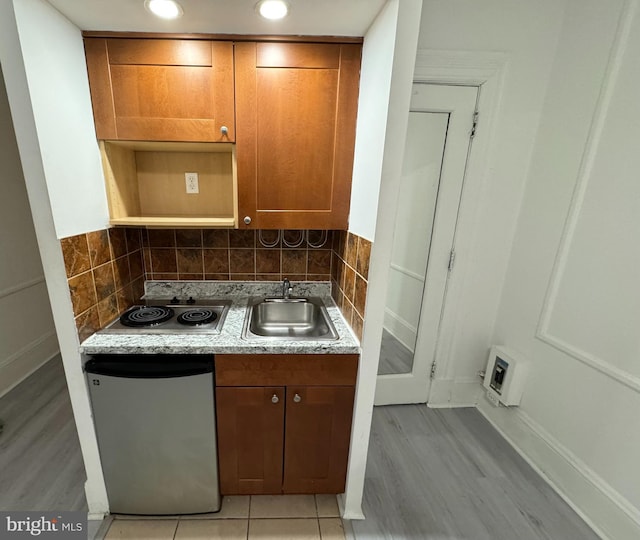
[{"left": 99, "top": 140, "right": 238, "bottom": 228}]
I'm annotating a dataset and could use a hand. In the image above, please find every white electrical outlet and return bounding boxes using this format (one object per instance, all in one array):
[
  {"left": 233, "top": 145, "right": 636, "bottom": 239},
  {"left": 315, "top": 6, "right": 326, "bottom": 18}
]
[{"left": 185, "top": 172, "right": 199, "bottom": 194}]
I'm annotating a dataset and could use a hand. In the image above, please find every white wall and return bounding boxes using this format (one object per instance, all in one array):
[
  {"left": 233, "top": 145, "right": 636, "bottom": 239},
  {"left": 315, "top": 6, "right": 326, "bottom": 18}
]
[
  {"left": 0, "top": 0, "right": 109, "bottom": 517},
  {"left": 11, "top": 0, "right": 109, "bottom": 239},
  {"left": 408, "top": 0, "right": 567, "bottom": 403},
  {"left": 0, "top": 68, "right": 58, "bottom": 397},
  {"left": 480, "top": 1, "right": 640, "bottom": 538},
  {"left": 347, "top": 3, "right": 397, "bottom": 241},
  {"left": 343, "top": 0, "right": 423, "bottom": 519}
]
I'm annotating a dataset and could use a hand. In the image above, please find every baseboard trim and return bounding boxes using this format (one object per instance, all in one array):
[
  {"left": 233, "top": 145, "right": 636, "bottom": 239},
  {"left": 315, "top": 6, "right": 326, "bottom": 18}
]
[
  {"left": 0, "top": 276, "right": 45, "bottom": 300},
  {"left": 477, "top": 395, "right": 640, "bottom": 540},
  {"left": 0, "top": 332, "right": 59, "bottom": 398},
  {"left": 383, "top": 308, "right": 417, "bottom": 352},
  {"left": 428, "top": 378, "right": 482, "bottom": 407},
  {"left": 0, "top": 331, "right": 57, "bottom": 369}
]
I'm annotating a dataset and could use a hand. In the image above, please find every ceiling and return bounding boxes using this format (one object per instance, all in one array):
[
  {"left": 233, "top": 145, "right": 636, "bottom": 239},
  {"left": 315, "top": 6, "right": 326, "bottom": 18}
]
[{"left": 46, "top": 0, "right": 386, "bottom": 36}]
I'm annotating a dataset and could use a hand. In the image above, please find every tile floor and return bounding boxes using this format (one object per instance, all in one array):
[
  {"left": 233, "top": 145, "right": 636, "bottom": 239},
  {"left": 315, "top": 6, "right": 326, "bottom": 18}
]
[{"left": 102, "top": 495, "right": 346, "bottom": 540}]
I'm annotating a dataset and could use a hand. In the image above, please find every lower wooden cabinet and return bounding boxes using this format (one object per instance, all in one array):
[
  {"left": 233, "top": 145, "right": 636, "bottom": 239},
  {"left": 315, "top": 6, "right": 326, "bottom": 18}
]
[
  {"left": 215, "top": 354, "right": 358, "bottom": 495},
  {"left": 282, "top": 386, "right": 355, "bottom": 494},
  {"left": 216, "top": 386, "right": 284, "bottom": 494}
]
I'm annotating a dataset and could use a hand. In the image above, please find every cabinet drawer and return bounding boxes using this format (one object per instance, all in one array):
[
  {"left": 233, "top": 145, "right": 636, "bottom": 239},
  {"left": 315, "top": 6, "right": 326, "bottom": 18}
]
[{"left": 215, "top": 354, "right": 358, "bottom": 386}]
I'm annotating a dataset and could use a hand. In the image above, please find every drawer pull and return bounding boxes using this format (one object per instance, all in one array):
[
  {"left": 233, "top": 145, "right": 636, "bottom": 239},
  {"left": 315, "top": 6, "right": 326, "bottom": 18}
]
[
  {"left": 293, "top": 393, "right": 301, "bottom": 403},
  {"left": 271, "top": 394, "right": 279, "bottom": 404}
]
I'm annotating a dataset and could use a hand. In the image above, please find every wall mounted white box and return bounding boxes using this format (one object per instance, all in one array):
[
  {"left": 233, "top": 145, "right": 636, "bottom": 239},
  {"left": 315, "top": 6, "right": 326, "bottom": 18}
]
[{"left": 483, "top": 346, "right": 527, "bottom": 406}]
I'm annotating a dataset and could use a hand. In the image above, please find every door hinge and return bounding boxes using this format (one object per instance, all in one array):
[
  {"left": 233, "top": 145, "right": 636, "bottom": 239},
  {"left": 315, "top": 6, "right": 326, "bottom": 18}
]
[
  {"left": 471, "top": 111, "right": 479, "bottom": 138},
  {"left": 447, "top": 249, "right": 456, "bottom": 272},
  {"left": 430, "top": 362, "right": 437, "bottom": 379}
]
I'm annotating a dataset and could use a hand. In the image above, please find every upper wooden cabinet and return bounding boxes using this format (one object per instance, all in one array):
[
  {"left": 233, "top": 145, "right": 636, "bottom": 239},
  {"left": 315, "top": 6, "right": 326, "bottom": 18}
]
[
  {"left": 84, "top": 38, "right": 235, "bottom": 142},
  {"left": 235, "top": 42, "right": 362, "bottom": 230}
]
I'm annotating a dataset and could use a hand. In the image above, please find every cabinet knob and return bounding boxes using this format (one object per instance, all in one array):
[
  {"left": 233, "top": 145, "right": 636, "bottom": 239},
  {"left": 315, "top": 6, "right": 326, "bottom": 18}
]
[
  {"left": 271, "top": 394, "right": 279, "bottom": 404},
  {"left": 243, "top": 216, "right": 252, "bottom": 225},
  {"left": 220, "top": 125, "right": 229, "bottom": 136},
  {"left": 293, "top": 393, "right": 301, "bottom": 403}
]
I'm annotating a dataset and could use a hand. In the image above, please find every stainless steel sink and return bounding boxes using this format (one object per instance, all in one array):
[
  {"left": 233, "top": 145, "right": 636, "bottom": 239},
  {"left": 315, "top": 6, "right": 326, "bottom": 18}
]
[{"left": 242, "top": 297, "right": 339, "bottom": 340}]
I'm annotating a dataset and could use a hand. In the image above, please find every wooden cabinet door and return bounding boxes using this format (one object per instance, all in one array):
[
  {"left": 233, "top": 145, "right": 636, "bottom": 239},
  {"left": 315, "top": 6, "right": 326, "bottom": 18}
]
[
  {"left": 216, "top": 386, "right": 284, "bottom": 494},
  {"left": 235, "top": 42, "right": 361, "bottom": 229},
  {"left": 84, "top": 38, "right": 235, "bottom": 142},
  {"left": 282, "top": 386, "right": 355, "bottom": 493}
]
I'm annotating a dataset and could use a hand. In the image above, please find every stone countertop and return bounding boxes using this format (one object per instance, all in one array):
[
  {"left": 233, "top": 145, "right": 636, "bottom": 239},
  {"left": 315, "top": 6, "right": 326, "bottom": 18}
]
[{"left": 79, "top": 282, "right": 360, "bottom": 355}]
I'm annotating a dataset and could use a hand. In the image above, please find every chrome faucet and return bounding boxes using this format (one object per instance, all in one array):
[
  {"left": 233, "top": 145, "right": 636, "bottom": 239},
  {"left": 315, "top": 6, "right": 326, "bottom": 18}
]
[{"left": 282, "top": 278, "right": 293, "bottom": 299}]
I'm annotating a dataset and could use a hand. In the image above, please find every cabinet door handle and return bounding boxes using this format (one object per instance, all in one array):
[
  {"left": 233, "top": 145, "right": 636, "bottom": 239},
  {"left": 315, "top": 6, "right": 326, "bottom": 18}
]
[
  {"left": 243, "top": 216, "right": 252, "bottom": 225},
  {"left": 271, "top": 394, "right": 279, "bottom": 404},
  {"left": 293, "top": 393, "right": 301, "bottom": 403},
  {"left": 220, "top": 125, "right": 229, "bottom": 136}
]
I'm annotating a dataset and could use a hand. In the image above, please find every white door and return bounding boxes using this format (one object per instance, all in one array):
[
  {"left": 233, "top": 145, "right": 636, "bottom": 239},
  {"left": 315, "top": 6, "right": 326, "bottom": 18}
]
[{"left": 375, "top": 84, "right": 478, "bottom": 405}]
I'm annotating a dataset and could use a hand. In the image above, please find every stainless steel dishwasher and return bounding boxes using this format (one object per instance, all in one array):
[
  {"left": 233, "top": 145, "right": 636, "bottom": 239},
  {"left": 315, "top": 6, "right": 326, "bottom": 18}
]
[{"left": 84, "top": 354, "right": 220, "bottom": 515}]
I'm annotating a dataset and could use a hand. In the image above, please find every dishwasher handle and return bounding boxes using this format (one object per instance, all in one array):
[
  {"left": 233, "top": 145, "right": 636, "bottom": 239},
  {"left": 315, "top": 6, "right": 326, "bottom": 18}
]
[{"left": 85, "top": 355, "right": 213, "bottom": 379}]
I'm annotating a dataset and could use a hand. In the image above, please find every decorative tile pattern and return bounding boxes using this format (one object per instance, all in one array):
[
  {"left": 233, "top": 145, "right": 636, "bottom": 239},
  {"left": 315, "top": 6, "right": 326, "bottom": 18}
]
[
  {"left": 61, "top": 228, "right": 145, "bottom": 341},
  {"left": 331, "top": 231, "right": 371, "bottom": 342},
  {"left": 73, "top": 306, "right": 100, "bottom": 342},
  {"left": 60, "top": 234, "right": 91, "bottom": 278},
  {"left": 141, "top": 229, "right": 334, "bottom": 282},
  {"left": 108, "top": 228, "right": 128, "bottom": 259},
  {"left": 87, "top": 229, "right": 111, "bottom": 268},
  {"left": 64, "top": 226, "right": 365, "bottom": 343},
  {"left": 97, "top": 294, "right": 119, "bottom": 328},
  {"left": 229, "top": 249, "right": 255, "bottom": 275},
  {"left": 203, "top": 229, "right": 229, "bottom": 248},
  {"left": 93, "top": 262, "right": 116, "bottom": 299},
  {"left": 176, "top": 229, "right": 202, "bottom": 247},
  {"left": 68, "top": 270, "right": 97, "bottom": 315}
]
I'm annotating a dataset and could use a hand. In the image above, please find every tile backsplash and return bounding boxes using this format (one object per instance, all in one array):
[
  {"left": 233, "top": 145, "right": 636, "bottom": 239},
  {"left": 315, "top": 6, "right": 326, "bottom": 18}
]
[
  {"left": 331, "top": 231, "right": 371, "bottom": 342},
  {"left": 61, "top": 228, "right": 145, "bottom": 341},
  {"left": 60, "top": 227, "right": 372, "bottom": 342},
  {"left": 140, "top": 229, "right": 334, "bottom": 282}
]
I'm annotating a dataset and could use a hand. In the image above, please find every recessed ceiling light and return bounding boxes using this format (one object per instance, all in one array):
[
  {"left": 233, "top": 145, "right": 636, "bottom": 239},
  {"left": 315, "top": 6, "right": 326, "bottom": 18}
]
[
  {"left": 256, "top": 0, "right": 290, "bottom": 20},
  {"left": 144, "top": 0, "right": 184, "bottom": 20}
]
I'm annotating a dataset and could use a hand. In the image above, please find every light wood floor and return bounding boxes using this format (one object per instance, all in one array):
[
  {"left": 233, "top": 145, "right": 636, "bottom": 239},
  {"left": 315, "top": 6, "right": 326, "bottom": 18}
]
[
  {"left": 378, "top": 330, "right": 414, "bottom": 375},
  {"left": 1, "top": 358, "right": 599, "bottom": 540},
  {"left": 352, "top": 405, "right": 600, "bottom": 540},
  {"left": 0, "top": 355, "right": 87, "bottom": 511}
]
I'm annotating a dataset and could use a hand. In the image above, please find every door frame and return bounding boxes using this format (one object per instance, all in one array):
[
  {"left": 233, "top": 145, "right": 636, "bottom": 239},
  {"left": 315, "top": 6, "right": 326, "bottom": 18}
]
[
  {"left": 375, "top": 83, "right": 480, "bottom": 404},
  {"left": 374, "top": 50, "right": 508, "bottom": 406},
  {"left": 375, "top": 84, "right": 478, "bottom": 405}
]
